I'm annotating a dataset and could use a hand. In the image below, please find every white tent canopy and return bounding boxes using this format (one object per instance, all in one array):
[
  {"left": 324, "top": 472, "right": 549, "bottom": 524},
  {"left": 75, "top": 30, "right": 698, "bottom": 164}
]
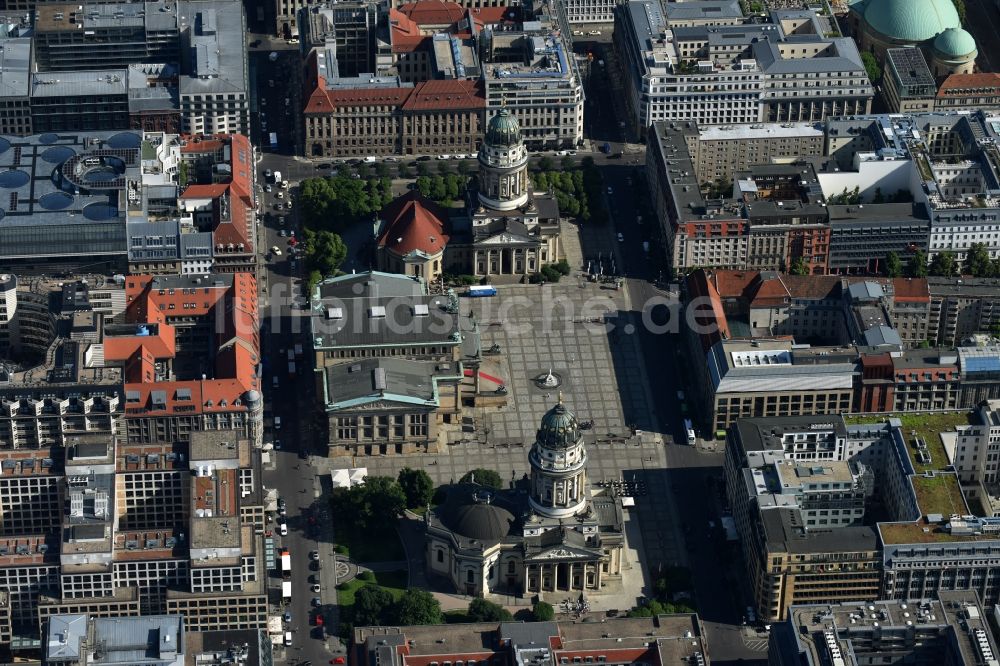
[{"left": 331, "top": 467, "right": 369, "bottom": 489}]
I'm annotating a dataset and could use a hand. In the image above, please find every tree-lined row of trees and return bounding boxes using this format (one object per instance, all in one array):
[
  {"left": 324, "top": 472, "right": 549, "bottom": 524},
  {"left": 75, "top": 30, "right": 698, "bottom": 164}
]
[{"left": 883, "top": 244, "right": 1000, "bottom": 278}]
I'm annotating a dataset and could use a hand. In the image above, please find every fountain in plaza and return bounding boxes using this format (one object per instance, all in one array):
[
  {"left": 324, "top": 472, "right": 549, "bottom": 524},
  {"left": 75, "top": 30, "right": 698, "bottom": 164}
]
[{"left": 534, "top": 368, "right": 562, "bottom": 390}]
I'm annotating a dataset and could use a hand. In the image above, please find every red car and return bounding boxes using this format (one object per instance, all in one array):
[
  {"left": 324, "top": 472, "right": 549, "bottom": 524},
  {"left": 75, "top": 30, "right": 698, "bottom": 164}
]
[
  {"left": 330, "top": 658, "right": 345, "bottom": 664},
  {"left": 313, "top": 615, "right": 324, "bottom": 627}
]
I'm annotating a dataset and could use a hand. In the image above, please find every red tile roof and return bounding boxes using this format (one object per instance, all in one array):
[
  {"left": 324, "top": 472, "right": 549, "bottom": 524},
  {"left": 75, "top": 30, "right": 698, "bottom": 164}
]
[
  {"left": 110, "top": 274, "right": 260, "bottom": 414},
  {"left": 389, "top": 8, "right": 427, "bottom": 52},
  {"left": 937, "top": 72, "right": 1000, "bottom": 96},
  {"left": 377, "top": 190, "right": 450, "bottom": 257},
  {"left": 780, "top": 274, "right": 841, "bottom": 300},
  {"left": 710, "top": 271, "right": 758, "bottom": 298},
  {"left": 402, "top": 79, "right": 484, "bottom": 111},
  {"left": 397, "top": 0, "right": 467, "bottom": 26},
  {"left": 745, "top": 274, "right": 790, "bottom": 308},
  {"left": 890, "top": 277, "right": 930, "bottom": 302},
  {"left": 686, "top": 269, "right": 730, "bottom": 353},
  {"left": 177, "top": 134, "right": 255, "bottom": 254}
]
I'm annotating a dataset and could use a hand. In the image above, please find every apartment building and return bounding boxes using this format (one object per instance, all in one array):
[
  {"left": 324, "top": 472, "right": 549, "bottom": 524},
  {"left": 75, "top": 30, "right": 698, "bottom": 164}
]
[
  {"left": 856, "top": 348, "right": 962, "bottom": 414},
  {"left": 32, "top": 2, "right": 180, "bottom": 73},
  {"left": 352, "top": 617, "right": 709, "bottom": 666},
  {"left": 177, "top": 1, "right": 250, "bottom": 136},
  {"left": 935, "top": 72, "right": 1000, "bottom": 112},
  {"left": 274, "top": 0, "right": 320, "bottom": 38},
  {"left": 110, "top": 273, "right": 263, "bottom": 448},
  {"left": 480, "top": 27, "right": 584, "bottom": 149},
  {"left": 45, "top": 614, "right": 185, "bottom": 666},
  {"left": 0, "top": 275, "right": 126, "bottom": 449},
  {"left": 958, "top": 346, "right": 1000, "bottom": 406},
  {"left": 309, "top": 272, "right": 473, "bottom": 456},
  {"left": 882, "top": 48, "right": 936, "bottom": 114},
  {"left": 928, "top": 277, "right": 1000, "bottom": 346},
  {"left": 303, "top": 50, "right": 486, "bottom": 158},
  {"left": 769, "top": 592, "right": 1000, "bottom": 666},
  {"left": 724, "top": 416, "right": 911, "bottom": 621},
  {"left": 614, "top": 4, "right": 872, "bottom": 136},
  {"left": 826, "top": 202, "right": 931, "bottom": 275},
  {"left": 701, "top": 340, "right": 856, "bottom": 434},
  {"left": 951, "top": 400, "right": 1000, "bottom": 508},
  {"left": 176, "top": 134, "right": 258, "bottom": 275},
  {"left": 303, "top": 1, "right": 378, "bottom": 77},
  {"left": 878, "top": 514, "right": 1000, "bottom": 608},
  {"left": 671, "top": 121, "right": 825, "bottom": 186}
]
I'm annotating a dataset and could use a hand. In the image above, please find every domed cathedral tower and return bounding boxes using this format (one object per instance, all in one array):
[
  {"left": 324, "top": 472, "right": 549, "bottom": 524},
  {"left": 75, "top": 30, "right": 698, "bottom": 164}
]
[
  {"left": 529, "top": 397, "right": 588, "bottom": 519},
  {"left": 477, "top": 109, "right": 530, "bottom": 212}
]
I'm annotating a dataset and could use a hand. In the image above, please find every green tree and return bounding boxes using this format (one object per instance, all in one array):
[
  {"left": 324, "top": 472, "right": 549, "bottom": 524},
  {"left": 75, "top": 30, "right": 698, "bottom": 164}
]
[
  {"left": 355, "top": 163, "right": 371, "bottom": 180},
  {"left": 561, "top": 156, "right": 575, "bottom": 171},
  {"left": 930, "top": 251, "right": 958, "bottom": 277},
  {"left": 391, "top": 589, "right": 443, "bottom": 625},
  {"left": 537, "top": 156, "right": 554, "bottom": 172},
  {"left": 416, "top": 161, "right": 432, "bottom": 177},
  {"left": 431, "top": 175, "right": 447, "bottom": 201},
  {"left": 353, "top": 585, "right": 394, "bottom": 626},
  {"left": 466, "top": 598, "right": 512, "bottom": 622},
  {"left": 966, "top": 242, "right": 993, "bottom": 277},
  {"left": 907, "top": 249, "right": 929, "bottom": 277},
  {"left": 416, "top": 176, "right": 432, "bottom": 197},
  {"left": 884, "top": 251, "right": 903, "bottom": 278},
  {"left": 445, "top": 174, "right": 461, "bottom": 201},
  {"left": 376, "top": 162, "right": 391, "bottom": 178},
  {"left": 861, "top": 51, "right": 881, "bottom": 84},
  {"left": 397, "top": 467, "right": 434, "bottom": 509},
  {"left": 437, "top": 160, "right": 452, "bottom": 176},
  {"left": 457, "top": 160, "right": 471, "bottom": 177},
  {"left": 398, "top": 163, "right": 411, "bottom": 179},
  {"left": 953, "top": 0, "right": 967, "bottom": 23},
  {"left": 789, "top": 257, "right": 810, "bottom": 276},
  {"left": 532, "top": 601, "right": 554, "bottom": 621},
  {"left": 459, "top": 468, "right": 504, "bottom": 489},
  {"left": 332, "top": 476, "right": 406, "bottom": 530},
  {"left": 307, "top": 270, "right": 323, "bottom": 295},
  {"left": 302, "top": 228, "right": 347, "bottom": 277}
]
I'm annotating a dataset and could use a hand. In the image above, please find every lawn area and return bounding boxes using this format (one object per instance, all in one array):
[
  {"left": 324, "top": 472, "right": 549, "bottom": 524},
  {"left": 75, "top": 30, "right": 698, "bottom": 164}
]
[
  {"left": 845, "top": 411, "right": 974, "bottom": 472},
  {"left": 336, "top": 570, "right": 408, "bottom": 608},
  {"left": 335, "top": 524, "right": 405, "bottom": 563},
  {"left": 911, "top": 473, "right": 968, "bottom": 516}
]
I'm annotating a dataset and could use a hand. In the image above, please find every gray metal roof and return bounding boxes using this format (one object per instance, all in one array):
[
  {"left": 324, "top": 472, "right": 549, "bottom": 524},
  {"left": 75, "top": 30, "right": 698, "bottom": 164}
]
[
  {"left": 46, "top": 614, "right": 87, "bottom": 661},
  {"left": 31, "top": 69, "right": 128, "bottom": 98},
  {"left": 664, "top": 0, "right": 741, "bottom": 22},
  {"left": 323, "top": 358, "right": 458, "bottom": 407},
  {"left": 178, "top": 1, "right": 248, "bottom": 96},
  {"left": 862, "top": 324, "right": 903, "bottom": 348},
  {"left": 754, "top": 37, "right": 866, "bottom": 74},
  {"left": 316, "top": 271, "right": 426, "bottom": 300},
  {"left": 91, "top": 615, "right": 184, "bottom": 665},
  {"left": 0, "top": 38, "right": 30, "bottom": 99}
]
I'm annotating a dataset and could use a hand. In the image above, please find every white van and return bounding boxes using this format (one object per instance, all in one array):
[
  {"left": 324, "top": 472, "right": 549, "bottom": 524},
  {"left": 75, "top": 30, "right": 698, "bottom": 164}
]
[
  {"left": 284, "top": 631, "right": 293, "bottom": 646},
  {"left": 274, "top": 416, "right": 282, "bottom": 429}
]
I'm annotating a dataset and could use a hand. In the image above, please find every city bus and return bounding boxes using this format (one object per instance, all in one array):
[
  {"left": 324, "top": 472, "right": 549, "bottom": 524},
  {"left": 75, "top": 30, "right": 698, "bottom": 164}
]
[{"left": 467, "top": 285, "right": 497, "bottom": 297}]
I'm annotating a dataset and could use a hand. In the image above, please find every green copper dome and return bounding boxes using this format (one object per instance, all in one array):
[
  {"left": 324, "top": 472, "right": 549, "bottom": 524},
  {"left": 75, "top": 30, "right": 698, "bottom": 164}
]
[
  {"left": 536, "top": 399, "right": 580, "bottom": 450},
  {"left": 861, "top": 0, "right": 960, "bottom": 43},
  {"left": 933, "top": 27, "right": 977, "bottom": 57},
  {"left": 484, "top": 109, "right": 522, "bottom": 148}
]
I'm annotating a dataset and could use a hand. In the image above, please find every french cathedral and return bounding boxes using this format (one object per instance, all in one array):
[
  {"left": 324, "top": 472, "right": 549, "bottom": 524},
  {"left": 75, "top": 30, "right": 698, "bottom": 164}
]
[
  {"left": 424, "top": 399, "right": 625, "bottom": 599},
  {"left": 376, "top": 110, "right": 562, "bottom": 281}
]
